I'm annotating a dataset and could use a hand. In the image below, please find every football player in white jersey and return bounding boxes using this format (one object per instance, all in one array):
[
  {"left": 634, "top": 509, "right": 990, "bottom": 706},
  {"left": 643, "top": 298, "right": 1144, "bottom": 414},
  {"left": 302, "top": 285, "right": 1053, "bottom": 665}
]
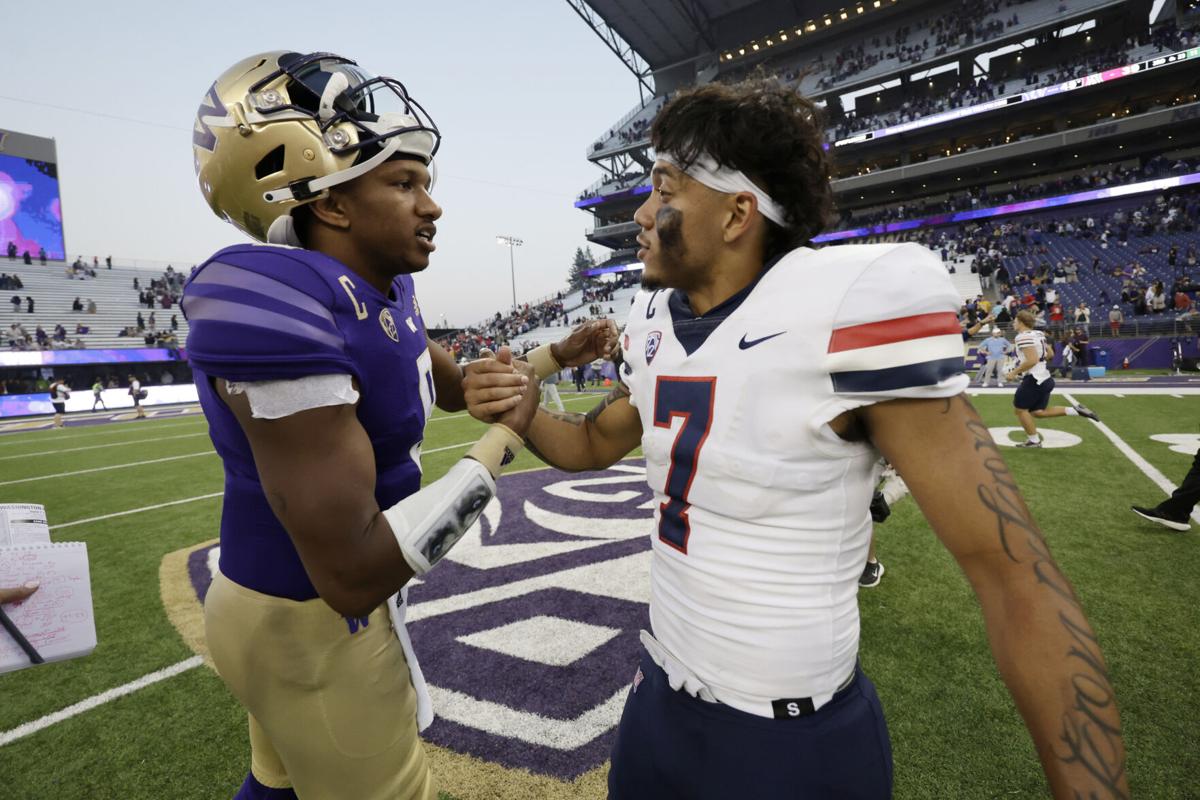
[
  {"left": 466, "top": 80, "right": 1127, "bottom": 799},
  {"left": 1007, "top": 310, "right": 1099, "bottom": 448}
]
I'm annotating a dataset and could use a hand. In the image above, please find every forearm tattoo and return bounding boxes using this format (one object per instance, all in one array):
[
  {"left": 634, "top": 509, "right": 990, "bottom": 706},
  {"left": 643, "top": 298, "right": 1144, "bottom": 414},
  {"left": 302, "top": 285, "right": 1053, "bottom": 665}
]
[
  {"left": 586, "top": 382, "right": 630, "bottom": 424},
  {"left": 525, "top": 384, "right": 630, "bottom": 471},
  {"left": 962, "top": 396, "right": 1127, "bottom": 798}
]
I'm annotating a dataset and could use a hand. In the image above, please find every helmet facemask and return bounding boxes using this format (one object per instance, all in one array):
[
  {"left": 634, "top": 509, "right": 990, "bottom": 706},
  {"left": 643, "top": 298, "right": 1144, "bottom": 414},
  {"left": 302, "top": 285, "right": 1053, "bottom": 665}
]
[{"left": 194, "top": 51, "right": 440, "bottom": 245}]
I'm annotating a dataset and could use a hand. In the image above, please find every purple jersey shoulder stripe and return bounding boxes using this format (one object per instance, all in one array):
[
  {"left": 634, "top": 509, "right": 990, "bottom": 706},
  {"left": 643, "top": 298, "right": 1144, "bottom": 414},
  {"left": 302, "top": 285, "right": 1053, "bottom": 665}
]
[
  {"left": 184, "top": 294, "right": 345, "bottom": 351},
  {"left": 190, "top": 261, "right": 336, "bottom": 326},
  {"left": 831, "top": 356, "right": 964, "bottom": 393},
  {"left": 184, "top": 283, "right": 340, "bottom": 338}
]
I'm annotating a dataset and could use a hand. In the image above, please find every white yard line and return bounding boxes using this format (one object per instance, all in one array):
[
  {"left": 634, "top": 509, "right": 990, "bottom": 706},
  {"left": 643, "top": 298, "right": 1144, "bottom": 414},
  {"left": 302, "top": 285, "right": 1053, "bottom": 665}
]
[
  {"left": 0, "top": 451, "right": 216, "bottom": 487},
  {"left": 422, "top": 441, "right": 475, "bottom": 454},
  {"left": 0, "top": 656, "right": 204, "bottom": 747},
  {"left": 970, "top": 387, "right": 1200, "bottom": 396},
  {"left": 0, "top": 418, "right": 206, "bottom": 447},
  {"left": 1063, "top": 392, "right": 1200, "bottom": 525},
  {"left": 50, "top": 492, "right": 225, "bottom": 530},
  {"left": 0, "top": 432, "right": 209, "bottom": 461},
  {"left": 427, "top": 393, "right": 597, "bottom": 422}
]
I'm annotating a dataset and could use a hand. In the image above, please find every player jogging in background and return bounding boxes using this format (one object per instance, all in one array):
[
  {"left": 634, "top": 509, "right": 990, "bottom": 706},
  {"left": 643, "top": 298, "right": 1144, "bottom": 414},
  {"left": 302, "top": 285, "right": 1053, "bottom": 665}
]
[
  {"left": 186, "top": 50, "right": 610, "bottom": 800},
  {"left": 1007, "top": 310, "right": 1099, "bottom": 448},
  {"left": 465, "top": 78, "right": 1128, "bottom": 799},
  {"left": 49, "top": 379, "right": 69, "bottom": 428}
]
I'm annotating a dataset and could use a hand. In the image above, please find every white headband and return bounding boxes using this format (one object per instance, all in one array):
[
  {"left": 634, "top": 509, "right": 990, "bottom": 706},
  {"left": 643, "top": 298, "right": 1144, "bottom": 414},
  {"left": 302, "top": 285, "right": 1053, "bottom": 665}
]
[{"left": 658, "top": 151, "right": 789, "bottom": 228}]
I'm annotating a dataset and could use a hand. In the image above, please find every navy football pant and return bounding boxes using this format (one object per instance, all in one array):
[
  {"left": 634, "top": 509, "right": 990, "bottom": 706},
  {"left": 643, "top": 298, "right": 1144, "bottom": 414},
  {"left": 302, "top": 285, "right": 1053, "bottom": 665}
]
[
  {"left": 235, "top": 774, "right": 297, "bottom": 800},
  {"left": 608, "top": 651, "right": 893, "bottom": 799}
]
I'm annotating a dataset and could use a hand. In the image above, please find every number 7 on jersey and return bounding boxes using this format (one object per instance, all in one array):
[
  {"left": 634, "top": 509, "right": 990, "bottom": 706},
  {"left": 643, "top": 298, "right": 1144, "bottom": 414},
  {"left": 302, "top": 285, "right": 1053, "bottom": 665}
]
[{"left": 653, "top": 376, "right": 716, "bottom": 554}]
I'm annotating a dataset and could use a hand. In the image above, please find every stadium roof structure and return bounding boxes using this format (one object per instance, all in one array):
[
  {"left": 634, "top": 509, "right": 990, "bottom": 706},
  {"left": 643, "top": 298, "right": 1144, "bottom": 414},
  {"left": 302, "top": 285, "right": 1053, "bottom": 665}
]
[{"left": 568, "top": 0, "right": 935, "bottom": 93}]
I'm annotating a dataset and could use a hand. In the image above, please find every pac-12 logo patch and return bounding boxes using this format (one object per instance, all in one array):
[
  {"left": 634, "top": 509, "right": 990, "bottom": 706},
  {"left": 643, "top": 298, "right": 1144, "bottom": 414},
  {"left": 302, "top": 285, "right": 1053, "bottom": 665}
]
[
  {"left": 379, "top": 308, "right": 400, "bottom": 342},
  {"left": 645, "top": 331, "right": 662, "bottom": 364}
]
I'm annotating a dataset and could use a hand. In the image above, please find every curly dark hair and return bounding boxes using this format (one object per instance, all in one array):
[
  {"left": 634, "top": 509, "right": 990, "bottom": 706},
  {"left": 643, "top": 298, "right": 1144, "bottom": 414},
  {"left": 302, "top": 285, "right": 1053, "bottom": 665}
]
[{"left": 650, "top": 77, "right": 835, "bottom": 257}]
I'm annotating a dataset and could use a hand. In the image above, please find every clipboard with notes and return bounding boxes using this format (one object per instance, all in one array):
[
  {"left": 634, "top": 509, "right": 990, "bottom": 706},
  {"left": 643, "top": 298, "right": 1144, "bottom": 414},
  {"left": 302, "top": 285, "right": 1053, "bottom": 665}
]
[{"left": 0, "top": 504, "right": 97, "bottom": 674}]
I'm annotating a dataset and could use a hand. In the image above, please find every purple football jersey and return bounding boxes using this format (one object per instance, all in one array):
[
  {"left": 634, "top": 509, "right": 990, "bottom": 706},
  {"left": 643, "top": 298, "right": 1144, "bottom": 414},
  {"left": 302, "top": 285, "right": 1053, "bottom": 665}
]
[{"left": 183, "top": 244, "right": 433, "bottom": 600}]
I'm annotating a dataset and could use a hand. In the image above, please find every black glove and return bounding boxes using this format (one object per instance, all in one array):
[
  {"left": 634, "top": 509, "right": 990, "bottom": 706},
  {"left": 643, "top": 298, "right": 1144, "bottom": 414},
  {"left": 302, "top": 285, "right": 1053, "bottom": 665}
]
[{"left": 869, "top": 490, "right": 891, "bottom": 524}]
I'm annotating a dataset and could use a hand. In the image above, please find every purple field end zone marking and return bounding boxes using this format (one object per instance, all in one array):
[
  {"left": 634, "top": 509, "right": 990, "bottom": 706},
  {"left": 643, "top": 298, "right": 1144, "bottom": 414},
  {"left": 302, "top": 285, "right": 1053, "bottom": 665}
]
[{"left": 188, "top": 461, "right": 656, "bottom": 781}]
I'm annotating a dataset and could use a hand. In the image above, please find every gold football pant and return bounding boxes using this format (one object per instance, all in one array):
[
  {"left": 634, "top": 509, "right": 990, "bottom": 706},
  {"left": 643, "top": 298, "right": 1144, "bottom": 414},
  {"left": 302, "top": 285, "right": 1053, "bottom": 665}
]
[{"left": 205, "top": 569, "right": 435, "bottom": 800}]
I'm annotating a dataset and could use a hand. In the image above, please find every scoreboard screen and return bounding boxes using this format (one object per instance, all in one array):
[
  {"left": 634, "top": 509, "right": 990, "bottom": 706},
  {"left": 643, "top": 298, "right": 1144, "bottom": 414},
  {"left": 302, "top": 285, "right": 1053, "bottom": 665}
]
[{"left": 0, "top": 152, "right": 64, "bottom": 261}]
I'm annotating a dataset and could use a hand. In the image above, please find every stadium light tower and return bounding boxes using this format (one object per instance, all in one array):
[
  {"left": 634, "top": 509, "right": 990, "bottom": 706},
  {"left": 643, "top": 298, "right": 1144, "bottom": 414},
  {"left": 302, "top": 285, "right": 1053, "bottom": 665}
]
[{"left": 496, "top": 235, "right": 523, "bottom": 310}]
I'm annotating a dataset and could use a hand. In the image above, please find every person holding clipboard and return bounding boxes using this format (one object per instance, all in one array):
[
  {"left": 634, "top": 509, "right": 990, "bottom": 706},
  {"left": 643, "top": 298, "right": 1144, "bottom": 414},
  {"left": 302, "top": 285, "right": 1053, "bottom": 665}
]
[{"left": 0, "top": 582, "right": 42, "bottom": 665}]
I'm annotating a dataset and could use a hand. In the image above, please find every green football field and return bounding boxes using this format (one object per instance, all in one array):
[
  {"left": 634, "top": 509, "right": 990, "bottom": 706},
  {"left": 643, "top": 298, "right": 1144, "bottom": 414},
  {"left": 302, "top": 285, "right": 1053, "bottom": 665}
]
[{"left": 0, "top": 388, "right": 1196, "bottom": 799}]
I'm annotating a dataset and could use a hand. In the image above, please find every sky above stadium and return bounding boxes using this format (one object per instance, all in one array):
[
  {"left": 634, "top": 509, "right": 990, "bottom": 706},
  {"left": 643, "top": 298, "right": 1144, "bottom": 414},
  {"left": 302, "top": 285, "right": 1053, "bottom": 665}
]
[{"left": 1, "top": 1, "right": 637, "bottom": 326}]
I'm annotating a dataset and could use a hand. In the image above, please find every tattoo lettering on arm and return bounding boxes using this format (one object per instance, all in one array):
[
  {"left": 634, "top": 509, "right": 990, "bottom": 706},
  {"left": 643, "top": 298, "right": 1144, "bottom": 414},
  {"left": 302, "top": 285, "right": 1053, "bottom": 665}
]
[
  {"left": 586, "top": 382, "right": 630, "bottom": 424},
  {"left": 961, "top": 396, "right": 1127, "bottom": 799},
  {"left": 524, "top": 383, "right": 633, "bottom": 470},
  {"left": 540, "top": 410, "right": 585, "bottom": 427},
  {"left": 523, "top": 410, "right": 583, "bottom": 467}
]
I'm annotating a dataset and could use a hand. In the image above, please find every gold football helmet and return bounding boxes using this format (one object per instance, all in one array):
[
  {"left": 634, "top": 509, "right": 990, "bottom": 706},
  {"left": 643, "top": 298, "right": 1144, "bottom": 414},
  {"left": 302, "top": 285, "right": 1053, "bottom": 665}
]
[{"left": 193, "top": 51, "right": 440, "bottom": 243}]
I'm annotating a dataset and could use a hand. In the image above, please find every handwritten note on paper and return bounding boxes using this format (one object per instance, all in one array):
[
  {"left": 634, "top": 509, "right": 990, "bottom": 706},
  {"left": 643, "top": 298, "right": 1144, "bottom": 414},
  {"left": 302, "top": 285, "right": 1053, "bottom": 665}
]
[
  {"left": 0, "top": 504, "right": 51, "bottom": 547},
  {"left": 0, "top": 542, "right": 96, "bottom": 673}
]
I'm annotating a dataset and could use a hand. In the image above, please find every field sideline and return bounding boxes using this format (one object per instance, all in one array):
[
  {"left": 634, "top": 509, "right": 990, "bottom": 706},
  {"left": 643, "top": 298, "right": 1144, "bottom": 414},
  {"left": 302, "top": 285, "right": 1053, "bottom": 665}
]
[{"left": 0, "top": 387, "right": 1197, "bottom": 799}]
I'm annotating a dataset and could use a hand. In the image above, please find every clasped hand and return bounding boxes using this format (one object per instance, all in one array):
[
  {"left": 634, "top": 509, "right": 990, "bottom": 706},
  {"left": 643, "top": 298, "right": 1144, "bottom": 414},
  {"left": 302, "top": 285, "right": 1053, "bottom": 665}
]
[{"left": 462, "top": 346, "right": 540, "bottom": 436}]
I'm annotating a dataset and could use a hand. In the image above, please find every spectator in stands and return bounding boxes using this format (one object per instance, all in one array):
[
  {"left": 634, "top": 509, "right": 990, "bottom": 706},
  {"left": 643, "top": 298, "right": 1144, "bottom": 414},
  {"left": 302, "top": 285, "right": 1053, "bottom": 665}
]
[
  {"left": 38, "top": 248, "right": 46, "bottom": 265},
  {"left": 53, "top": 324, "right": 66, "bottom": 342},
  {"left": 72, "top": 297, "right": 83, "bottom": 312},
  {"left": 87, "top": 299, "right": 96, "bottom": 314},
  {"left": 7, "top": 241, "right": 16, "bottom": 260},
  {"left": 106, "top": 255, "right": 112, "bottom": 269},
  {"left": 1108, "top": 306, "right": 1123, "bottom": 336},
  {"left": 170, "top": 314, "right": 178, "bottom": 332},
  {"left": 9, "top": 294, "right": 19, "bottom": 312},
  {"left": 136, "top": 312, "right": 145, "bottom": 332},
  {"left": 133, "top": 277, "right": 139, "bottom": 290},
  {"left": 35, "top": 326, "right": 47, "bottom": 346},
  {"left": 149, "top": 311, "right": 157, "bottom": 332},
  {"left": 22, "top": 250, "right": 31, "bottom": 265},
  {"left": 74, "top": 323, "right": 89, "bottom": 335},
  {"left": 1177, "top": 290, "right": 1195, "bottom": 315},
  {"left": 26, "top": 296, "right": 34, "bottom": 314}
]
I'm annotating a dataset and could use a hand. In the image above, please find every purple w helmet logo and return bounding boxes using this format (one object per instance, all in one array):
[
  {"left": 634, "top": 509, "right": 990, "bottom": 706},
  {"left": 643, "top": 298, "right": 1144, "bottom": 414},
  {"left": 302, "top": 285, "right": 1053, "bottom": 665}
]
[{"left": 193, "top": 84, "right": 226, "bottom": 153}]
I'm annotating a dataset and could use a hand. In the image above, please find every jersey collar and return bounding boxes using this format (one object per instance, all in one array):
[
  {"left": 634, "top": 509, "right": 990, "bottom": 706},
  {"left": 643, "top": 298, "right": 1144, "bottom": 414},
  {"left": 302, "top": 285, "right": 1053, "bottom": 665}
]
[{"left": 667, "top": 252, "right": 785, "bottom": 356}]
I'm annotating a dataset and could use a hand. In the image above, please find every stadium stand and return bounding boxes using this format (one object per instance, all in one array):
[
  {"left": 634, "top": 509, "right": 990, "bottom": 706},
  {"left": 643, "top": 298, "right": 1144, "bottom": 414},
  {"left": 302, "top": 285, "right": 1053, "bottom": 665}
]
[
  {"left": 437, "top": 0, "right": 1200, "bottom": 371},
  {"left": 1, "top": 261, "right": 191, "bottom": 351}
]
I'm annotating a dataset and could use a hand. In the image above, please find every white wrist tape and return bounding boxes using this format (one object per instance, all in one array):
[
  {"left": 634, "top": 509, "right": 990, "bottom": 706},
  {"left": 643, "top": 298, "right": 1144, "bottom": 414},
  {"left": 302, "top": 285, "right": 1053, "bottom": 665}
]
[
  {"left": 524, "top": 343, "right": 562, "bottom": 381},
  {"left": 382, "top": 459, "right": 495, "bottom": 575}
]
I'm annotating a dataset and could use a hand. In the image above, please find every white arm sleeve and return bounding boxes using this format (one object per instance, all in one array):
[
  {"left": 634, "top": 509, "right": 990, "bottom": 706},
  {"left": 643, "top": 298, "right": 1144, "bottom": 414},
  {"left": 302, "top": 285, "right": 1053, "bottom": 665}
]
[{"left": 381, "top": 458, "right": 496, "bottom": 575}]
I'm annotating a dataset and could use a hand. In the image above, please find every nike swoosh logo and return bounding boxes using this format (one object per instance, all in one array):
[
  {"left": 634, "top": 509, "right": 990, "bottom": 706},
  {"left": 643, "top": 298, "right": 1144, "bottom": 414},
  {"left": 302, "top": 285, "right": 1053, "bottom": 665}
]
[{"left": 738, "top": 331, "right": 786, "bottom": 349}]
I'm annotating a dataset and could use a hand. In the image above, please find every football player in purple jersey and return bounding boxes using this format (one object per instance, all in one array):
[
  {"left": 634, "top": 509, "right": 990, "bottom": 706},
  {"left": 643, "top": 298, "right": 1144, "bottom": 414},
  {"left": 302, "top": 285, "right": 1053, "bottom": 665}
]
[{"left": 186, "top": 51, "right": 611, "bottom": 800}]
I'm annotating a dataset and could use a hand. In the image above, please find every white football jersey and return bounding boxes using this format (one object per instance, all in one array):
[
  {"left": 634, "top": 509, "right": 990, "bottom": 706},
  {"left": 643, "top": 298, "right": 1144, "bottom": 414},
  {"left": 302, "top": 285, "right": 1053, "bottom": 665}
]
[
  {"left": 620, "top": 242, "right": 968, "bottom": 717},
  {"left": 1014, "top": 329, "right": 1052, "bottom": 383}
]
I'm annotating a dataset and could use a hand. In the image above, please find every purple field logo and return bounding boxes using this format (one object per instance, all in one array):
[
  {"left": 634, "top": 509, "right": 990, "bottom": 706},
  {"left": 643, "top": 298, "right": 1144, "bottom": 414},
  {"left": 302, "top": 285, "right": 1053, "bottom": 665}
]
[
  {"left": 170, "top": 461, "right": 656, "bottom": 786},
  {"left": 645, "top": 331, "right": 662, "bottom": 364}
]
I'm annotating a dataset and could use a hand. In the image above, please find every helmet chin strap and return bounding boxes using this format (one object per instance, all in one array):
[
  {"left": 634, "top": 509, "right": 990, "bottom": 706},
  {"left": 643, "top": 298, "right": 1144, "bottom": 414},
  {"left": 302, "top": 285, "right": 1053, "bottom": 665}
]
[{"left": 265, "top": 118, "right": 438, "bottom": 247}]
